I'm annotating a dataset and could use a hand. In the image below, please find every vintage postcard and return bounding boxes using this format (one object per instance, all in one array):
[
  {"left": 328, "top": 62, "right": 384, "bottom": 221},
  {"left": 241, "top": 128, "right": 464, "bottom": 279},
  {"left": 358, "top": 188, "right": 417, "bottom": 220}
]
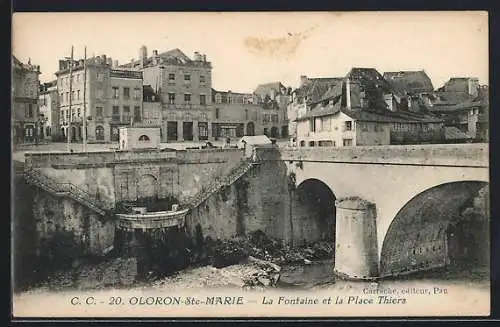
[{"left": 11, "top": 11, "right": 490, "bottom": 318}]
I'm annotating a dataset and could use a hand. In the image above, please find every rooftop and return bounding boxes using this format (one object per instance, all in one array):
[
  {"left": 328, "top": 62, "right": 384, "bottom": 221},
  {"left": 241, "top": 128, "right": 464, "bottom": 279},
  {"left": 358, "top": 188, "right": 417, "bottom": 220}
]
[{"left": 383, "top": 70, "right": 434, "bottom": 95}]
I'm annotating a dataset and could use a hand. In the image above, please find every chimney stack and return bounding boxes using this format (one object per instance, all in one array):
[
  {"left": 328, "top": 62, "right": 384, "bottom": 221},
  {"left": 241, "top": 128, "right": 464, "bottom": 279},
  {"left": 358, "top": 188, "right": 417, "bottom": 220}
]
[
  {"left": 153, "top": 50, "right": 158, "bottom": 57},
  {"left": 300, "top": 75, "right": 308, "bottom": 87},
  {"left": 113, "top": 60, "right": 119, "bottom": 68},
  {"left": 102, "top": 54, "right": 107, "bottom": 64},
  {"left": 346, "top": 78, "right": 351, "bottom": 110},
  {"left": 194, "top": 52, "right": 202, "bottom": 61}
]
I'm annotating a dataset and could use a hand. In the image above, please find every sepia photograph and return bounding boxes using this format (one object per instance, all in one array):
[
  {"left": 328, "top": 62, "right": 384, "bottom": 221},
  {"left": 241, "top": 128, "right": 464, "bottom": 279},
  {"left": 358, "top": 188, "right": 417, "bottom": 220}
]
[{"left": 11, "top": 11, "right": 490, "bottom": 318}]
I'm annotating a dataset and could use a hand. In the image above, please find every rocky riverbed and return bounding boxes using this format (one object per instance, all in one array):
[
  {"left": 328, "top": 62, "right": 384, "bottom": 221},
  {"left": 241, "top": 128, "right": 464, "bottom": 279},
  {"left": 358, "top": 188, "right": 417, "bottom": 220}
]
[{"left": 25, "top": 230, "right": 336, "bottom": 292}]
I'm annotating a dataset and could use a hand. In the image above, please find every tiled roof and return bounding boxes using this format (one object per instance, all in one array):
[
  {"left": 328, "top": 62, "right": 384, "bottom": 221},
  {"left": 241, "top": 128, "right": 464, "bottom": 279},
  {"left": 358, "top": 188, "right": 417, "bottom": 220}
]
[
  {"left": 254, "top": 82, "right": 287, "bottom": 97},
  {"left": 296, "top": 107, "right": 443, "bottom": 124},
  {"left": 120, "top": 48, "right": 194, "bottom": 68},
  {"left": 294, "top": 77, "right": 343, "bottom": 103},
  {"left": 383, "top": 70, "right": 434, "bottom": 94}
]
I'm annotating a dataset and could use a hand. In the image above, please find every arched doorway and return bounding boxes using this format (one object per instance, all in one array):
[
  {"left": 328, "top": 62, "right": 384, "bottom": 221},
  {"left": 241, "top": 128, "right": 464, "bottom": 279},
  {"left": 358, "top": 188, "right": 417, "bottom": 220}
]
[
  {"left": 246, "top": 122, "right": 255, "bottom": 136},
  {"left": 270, "top": 126, "right": 279, "bottom": 138},
  {"left": 77, "top": 126, "right": 82, "bottom": 141},
  {"left": 95, "top": 125, "right": 104, "bottom": 141},
  {"left": 137, "top": 174, "right": 158, "bottom": 199},
  {"left": 380, "top": 181, "right": 489, "bottom": 278},
  {"left": 291, "top": 178, "right": 336, "bottom": 246}
]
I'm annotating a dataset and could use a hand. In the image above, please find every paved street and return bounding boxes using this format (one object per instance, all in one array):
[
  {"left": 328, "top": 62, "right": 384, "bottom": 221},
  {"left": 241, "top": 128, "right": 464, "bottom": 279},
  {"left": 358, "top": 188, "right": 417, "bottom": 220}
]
[{"left": 12, "top": 139, "right": 291, "bottom": 162}]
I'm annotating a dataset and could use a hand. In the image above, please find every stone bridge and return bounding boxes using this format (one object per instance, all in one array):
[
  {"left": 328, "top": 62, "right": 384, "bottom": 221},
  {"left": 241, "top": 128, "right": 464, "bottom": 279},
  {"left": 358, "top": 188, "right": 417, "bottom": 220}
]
[
  {"left": 21, "top": 143, "right": 489, "bottom": 280},
  {"left": 256, "top": 143, "right": 489, "bottom": 279}
]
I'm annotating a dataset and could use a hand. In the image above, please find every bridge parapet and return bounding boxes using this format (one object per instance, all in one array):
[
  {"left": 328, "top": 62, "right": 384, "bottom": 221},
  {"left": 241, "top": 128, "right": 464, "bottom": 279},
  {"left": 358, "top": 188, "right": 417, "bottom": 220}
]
[{"left": 258, "top": 143, "right": 489, "bottom": 167}]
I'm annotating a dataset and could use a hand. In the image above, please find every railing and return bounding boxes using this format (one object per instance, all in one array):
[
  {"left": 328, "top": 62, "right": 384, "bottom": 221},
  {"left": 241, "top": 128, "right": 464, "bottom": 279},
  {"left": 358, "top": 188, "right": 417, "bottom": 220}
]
[
  {"left": 185, "top": 159, "right": 259, "bottom": 209},
  {"left": 24, "top": 168, "right": 111, "bottom": 215}
]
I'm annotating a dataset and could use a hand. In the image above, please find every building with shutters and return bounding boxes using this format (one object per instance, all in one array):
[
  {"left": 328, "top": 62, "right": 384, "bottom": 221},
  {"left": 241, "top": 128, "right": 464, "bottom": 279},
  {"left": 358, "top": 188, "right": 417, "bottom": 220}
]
[
  {"left": 55, "top": 54, "right": 143, "bottom": 143},
  {"left": 12, "top": 56, "right": 41, "bottom": 144},
  {"left": 120, "top": 46, "right": 213, "bottom": 142}
]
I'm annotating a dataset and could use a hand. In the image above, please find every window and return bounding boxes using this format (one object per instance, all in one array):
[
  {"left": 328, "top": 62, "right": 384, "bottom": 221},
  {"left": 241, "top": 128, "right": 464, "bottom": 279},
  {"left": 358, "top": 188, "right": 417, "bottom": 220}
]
[
  {"left": 360, "top": 122, "right": 368, "bottom": 131},
  {"left": 245, "top": 109, "right": 249, "bottom": 120},
  {"left": 77, "top": 90, "right": 80, "bottom": 100},
  {"left": 184, "top": 74, "right": 191, "bottom": 82},
  {"left": 72, "top": 91, "right": 75, "bottom": 100},
  {"left": 134, "top": 106, "right": 141, "bottom": 122},
  {"left": 343, "top": 138, "right": 353, "bottom": 146},
  {"left": 168, "top": 93, "right": 175, "bottom": 104},
  {"left": 345, "top": 121, "right": 352, "bottom": 131},
  {"left": 25, "top": 104, "right": 33, "bottom": 118},
  {"left": 200, "top": 94, "right": 206, "bottom": 105},
  {"left": 123, "top": 106, "right": 130, "bottom": 122},
  {"left": 215, "top": 108, "right": 220, "bottom": 119},
  {"left": 96, "top": 106, "right": 103, "bottom": 119},
  {"left": 76, "top": 74, "right": 80, "bottom": 82},
  {"left": 95, "top": 125, "right": 105, "bottom": 140},
  {"left": 77, "top": 108, "right": 81, "bottom": 118},
  {"left": 200, "top": 75, "right": 206, "bottom": 85},
  {"left": 198, "top": 122, "right": 208, "bottom": 141},
  {"left": 123, "top": 87, "right": 130, "bottom": 100},
  {"left": 112, "top": 87, "right": 119, "bottom": 99},
  {"left": 168, "top": 73, "right": 175, "bottom": 83},
  {"left": 184, "top": 93, "right": 191, "bottom": 103},
  {"left": 60, "top": 93, "right": 64, "bottom": 103},
  {"left": 66, "top": 92, "right": 69, "bottom": 102},
  {"left": 138, "top": 135, "right": 150, "bottom": 141},
  {"left": 133, "top": 88, "right": 141, "bottom": 100},
  {"left": 271, "top": 114, "right": 279, "bottom": 123},
  {"left": 97, "top": 73, "right": 104, "bottom": 81},
  {"left": 215, "top": 93, "right": 222, "bottom": 104},
  {"left": 112, "top": 106, "right": 120, "bottom": 121},
  {"left": 263, "top": 114, "right": 271, "bottom": 123}
]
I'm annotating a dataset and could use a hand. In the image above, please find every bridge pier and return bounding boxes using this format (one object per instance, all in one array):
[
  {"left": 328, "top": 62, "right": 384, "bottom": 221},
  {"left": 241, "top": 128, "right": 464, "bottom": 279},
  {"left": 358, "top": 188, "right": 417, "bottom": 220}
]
[{"left": 334, "top": 197, "right": 379, "bottom": 280}]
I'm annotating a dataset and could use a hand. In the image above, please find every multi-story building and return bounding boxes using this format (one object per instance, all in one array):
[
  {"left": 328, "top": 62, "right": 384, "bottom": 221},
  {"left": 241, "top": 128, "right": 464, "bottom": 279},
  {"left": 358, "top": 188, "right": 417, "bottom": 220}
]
[
  {"left": 12, "top": 56, "right": 41, "bottom": 144},
  {"left": 120, "top": 46, "right": 213, "bottom": 142},
  {"left": 294, "top": 68, "right": 445, "bottom": 147},
  {"left": 253, "top": 82, "right": 291, "bottom": 138},
  {"left": 211, "top": 89, "right": 262, "bottom": 139},
  {"left": 56, "top": 55, "right": 143, "bottom": 142},
  {"left": 288, "top": 76, "right": 344, "bottom": 139},
  {"left": 39, "top": 80, "right": 59, "bottom": 141}
]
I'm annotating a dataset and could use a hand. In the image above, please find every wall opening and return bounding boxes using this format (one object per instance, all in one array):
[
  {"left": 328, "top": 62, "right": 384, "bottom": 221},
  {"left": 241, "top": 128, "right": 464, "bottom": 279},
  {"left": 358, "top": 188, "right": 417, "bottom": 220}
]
[
  {"left": 291, "top": 178, "right": 336, "bottom": 247},
  {"left": 380, "top": 181, "right": 489, "bottom": 279},
  {"left": 136, "top": 174, "right": 158, "bottom": 199}
]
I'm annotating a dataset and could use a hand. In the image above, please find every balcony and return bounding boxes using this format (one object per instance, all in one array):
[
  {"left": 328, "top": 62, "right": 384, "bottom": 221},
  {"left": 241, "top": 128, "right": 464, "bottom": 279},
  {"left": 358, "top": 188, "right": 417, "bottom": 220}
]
[{"left": 109, "top": 69, "right": 143, "bottom": 79}]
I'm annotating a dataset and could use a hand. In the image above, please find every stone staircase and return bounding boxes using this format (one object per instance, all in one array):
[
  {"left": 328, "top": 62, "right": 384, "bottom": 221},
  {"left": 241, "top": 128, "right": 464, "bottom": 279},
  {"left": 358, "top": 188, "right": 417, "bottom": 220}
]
[
  {"left": 24, "top": 168, "right": 111, "bottom": 216},
  {"left": 186, "top": 159, "right": 259, "bottom": 210}
]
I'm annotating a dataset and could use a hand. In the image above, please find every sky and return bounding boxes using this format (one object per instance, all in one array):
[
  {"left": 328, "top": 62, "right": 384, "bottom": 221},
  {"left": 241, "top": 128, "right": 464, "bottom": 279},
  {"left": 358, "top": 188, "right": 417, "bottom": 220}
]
[{"left": 12, "top": 11, "right": 488, "bottom": 93}]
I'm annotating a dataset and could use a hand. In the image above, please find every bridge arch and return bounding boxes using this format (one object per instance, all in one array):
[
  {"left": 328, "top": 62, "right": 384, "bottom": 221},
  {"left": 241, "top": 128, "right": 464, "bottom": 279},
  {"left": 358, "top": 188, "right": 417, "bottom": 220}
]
[
  {"left": 379, "top": 181, "right": 489, "bottom": 277},
  {"left": 291, "top": 178, "right": 336, "bottom": 245},
  {"left": 136, "top": 174, "right": 159, "bottom": 199}
]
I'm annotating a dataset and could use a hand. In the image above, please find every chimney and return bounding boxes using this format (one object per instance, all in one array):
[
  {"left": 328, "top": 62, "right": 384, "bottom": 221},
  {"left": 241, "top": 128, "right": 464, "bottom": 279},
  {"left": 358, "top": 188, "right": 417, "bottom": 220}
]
[
  {"left": 113, "top": 60, "right": 119, "bottom": 68},
  {"left": 107, "top": 57, "right": 113, "bottom": 66},
  {"left": 102, "top": 54, "right": 107, "bottom": 64},
  {"left": 203, "top": 54, "right": 207, "bottom": 62},
  {"left": 300, "top": 75, "right": 308, "bottom": 86},
  {"left": 194, "top": 51, "right": 202, "bottom": 61},
  {"left": 153, "top": 50, "right": 158, "bottom": 57},
  {"left": 346, "top": 78, "right": 351, "bottom": 110}
]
